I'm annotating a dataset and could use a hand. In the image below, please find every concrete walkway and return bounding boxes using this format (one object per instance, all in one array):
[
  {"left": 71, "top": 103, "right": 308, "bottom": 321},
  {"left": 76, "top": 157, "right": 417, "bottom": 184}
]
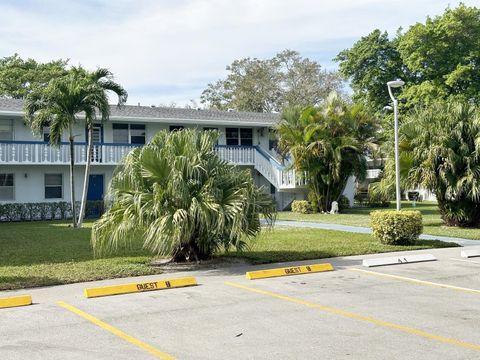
[{"left": 274, "top": 220, "right": 480, "bottom": 246}]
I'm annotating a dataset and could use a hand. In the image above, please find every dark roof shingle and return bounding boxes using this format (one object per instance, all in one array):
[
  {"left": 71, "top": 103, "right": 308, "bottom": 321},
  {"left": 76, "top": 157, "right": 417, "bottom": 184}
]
[{"left": 0, "top": 98, "right": 279, "bottom": 125}]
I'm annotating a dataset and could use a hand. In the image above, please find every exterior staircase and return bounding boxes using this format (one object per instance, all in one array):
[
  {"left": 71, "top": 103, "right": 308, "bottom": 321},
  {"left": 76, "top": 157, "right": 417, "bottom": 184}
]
[{"left": 215, "top": 145, "right": 307, "bottom": 191}]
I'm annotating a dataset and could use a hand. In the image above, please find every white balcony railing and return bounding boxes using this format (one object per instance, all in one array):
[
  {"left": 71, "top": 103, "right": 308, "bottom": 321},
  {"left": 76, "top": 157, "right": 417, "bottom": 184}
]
[
  {"left": 0, "top": 141, "right": 307, "bottom": 190},
  {"left": 0, "top": 141, "right": 139, "bottom": 165},
  {"left": 215, "top": 146, "right": 255, "bottom": 165},
  {"left": 366, "top": 169, "right": 382, "bottom": 179},
  {"left": 216, "top": 145, "right": 307, "bottom": 190}
]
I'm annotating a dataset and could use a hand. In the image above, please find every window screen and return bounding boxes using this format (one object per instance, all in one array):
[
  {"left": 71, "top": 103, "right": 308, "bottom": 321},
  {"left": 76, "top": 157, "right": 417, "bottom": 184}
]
[
  {"left": 130, "top": 124, "right": 146, "bottom": 144},
  {"left": 240, "top": 128, "right": 253, "bottom": 146},
  {"left": 0, "top": 173, "right": 14, "bottom": 200},
  {"left": 112, "top": 123, "right": 129, "bottom": 143},
  {"left": 45, "top": 174, "right": 63, "bottom": 199},
  {"left": 0, "top": 119, "right": 13, "bottom": 140},
  {"left": 226, "top": 128, "right": 239, "bottom": 145}
]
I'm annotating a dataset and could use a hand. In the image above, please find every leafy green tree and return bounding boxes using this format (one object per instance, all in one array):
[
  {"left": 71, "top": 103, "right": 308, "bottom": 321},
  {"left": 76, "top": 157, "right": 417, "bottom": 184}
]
[
  {"left": 393, "top": 101, "right": 480, "bottom": 227},
  {"left": 92, "top": 129, "right": 276, "bottom": 262},
  {"left": 336, "top": 4, "right": 480, "bottom": 113},
  {"left": 276, "top": 93, "right": 378, "bottom": 212},
  {"left": 0, "top": 54, "right": 68, "bottom": 98},
  {"left": 398, "top": 4, "right": 480, "bottom": 107},
  {"left": 77, "top": 68, "right": 127, "bottom": 228},
  {"left": 335, "top": 29, "right": 409, "bottom": 113},
  {"left": 201, "top": 50, "right": 344, "bottom": 112},
  {"left": 24, "top": 67, "right": 127, "bottom": 228}
]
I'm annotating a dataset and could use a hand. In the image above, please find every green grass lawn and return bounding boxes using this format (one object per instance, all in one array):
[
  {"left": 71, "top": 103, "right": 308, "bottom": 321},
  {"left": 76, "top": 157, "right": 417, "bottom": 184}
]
[
  {"left": 0, "top": 219, "right": 458, "bottom": 290},
  {"left": 0, "top": 220, "right": 162, "bottom": 290},
  {"left": 224, "top": 227, "right": 458, "bottom": 264},
  {"left": 277, "top": 201, "right": 480, "bottom": 240}
]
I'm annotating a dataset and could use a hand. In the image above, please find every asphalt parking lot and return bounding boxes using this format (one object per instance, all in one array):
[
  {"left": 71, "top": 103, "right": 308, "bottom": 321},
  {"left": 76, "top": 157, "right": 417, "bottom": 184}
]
[{"left": 2, "top": 246, "right": 480, "bottom": 360}]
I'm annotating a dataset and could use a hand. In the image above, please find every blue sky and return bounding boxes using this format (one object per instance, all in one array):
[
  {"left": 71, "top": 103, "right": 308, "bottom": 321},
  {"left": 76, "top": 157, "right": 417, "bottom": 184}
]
[{"left": 0, "top": 0, "right": 477, "bottom": 106}]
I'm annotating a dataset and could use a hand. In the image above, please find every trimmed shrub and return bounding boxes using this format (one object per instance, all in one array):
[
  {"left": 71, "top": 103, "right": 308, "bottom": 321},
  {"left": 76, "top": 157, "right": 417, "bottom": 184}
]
[
  {"left": 0, "top": 201, "right": 104, "bottom": 222},
  {"left": 292, "top": 200, "right": 312, "bottom": 214},
  {"left": 371, "top": 210, "right": 423, "bottom": 245}
]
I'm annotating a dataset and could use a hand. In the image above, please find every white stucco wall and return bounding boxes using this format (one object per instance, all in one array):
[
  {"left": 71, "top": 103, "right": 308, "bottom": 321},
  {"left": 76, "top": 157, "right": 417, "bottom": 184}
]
[
  {"left": 0, "top": 165, "right": 115, "bottom": 203},
  {"left": 2, "top": 113, "right": 283, "bottom": 207},
  {"left": 6, "top": 113, "right": 273, "bottom": 148},
  {"left": 342, "top": 176, "right": 356, "bottom": 207}
]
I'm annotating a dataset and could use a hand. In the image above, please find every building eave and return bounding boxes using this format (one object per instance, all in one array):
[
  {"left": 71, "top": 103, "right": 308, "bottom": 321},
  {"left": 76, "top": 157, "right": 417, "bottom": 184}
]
[
  {"left": 107, "top": 115, "right": 276, "bottom": 127},
  {"left": 0, "top": 111, "right": 276, "bottom": 127}
]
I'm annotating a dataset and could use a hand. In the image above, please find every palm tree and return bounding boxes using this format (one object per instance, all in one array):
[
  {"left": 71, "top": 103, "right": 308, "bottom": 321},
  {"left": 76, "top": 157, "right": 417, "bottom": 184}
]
[
  {"left": 92, "top": 129, "right": 276, "bottom": 262},
  {"left": 24, "top": 67, "right": 127, "bottom": 228},
  {"left": 77, "top": 68, "right": 127, "bottom": 228},
  {"left": 25, "top": 71, "right": 82, "bottom": 227},
  {"left": 397, "top": 101, "right": 480, "bottom": 226},
  {"left": 276, "top": 92, "right": 378, "bottom": 211}
]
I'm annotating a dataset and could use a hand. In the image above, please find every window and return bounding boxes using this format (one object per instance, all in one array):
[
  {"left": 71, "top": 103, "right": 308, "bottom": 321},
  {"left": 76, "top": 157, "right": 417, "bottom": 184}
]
[
  {"left": 43, "top": 126, "right": 50, "bottom": 142},
  {"left": 226, "top": 128, "right": 253, "bottom": 146},
  {"left": 112, "top": 124, "right": 145, "bottom": 144},
  {"left": 45, "top": 174, "right": 63, "bottom": 199},
  {"left": 169, "top": 125, "right": 184, "bottom": 132},
  {"left": 0, "top": 119, "right": 13, "bottom": 140},
  {"left": 130, "top": 124, "right": 146, "bottom": 144},
  {"left": 0, "top": 174, "right": 14, "bottom": 200},
  {"left": 269, "top": 130, "right": 278, "bottom": 151},
  {"left": 226, "top": 128, "right": 239, "bottom": 145},
  {"left": 240, "top": 128, "right": 253, "bottom": 146},
  {"left": 112, "top": 123, "right": 129, "bottom": 143}
]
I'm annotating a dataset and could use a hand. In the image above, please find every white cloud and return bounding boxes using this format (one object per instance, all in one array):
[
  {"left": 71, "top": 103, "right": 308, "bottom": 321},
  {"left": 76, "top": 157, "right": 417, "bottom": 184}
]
[{"left": 0, "top": 0, "right": 477, "bottom": 106}]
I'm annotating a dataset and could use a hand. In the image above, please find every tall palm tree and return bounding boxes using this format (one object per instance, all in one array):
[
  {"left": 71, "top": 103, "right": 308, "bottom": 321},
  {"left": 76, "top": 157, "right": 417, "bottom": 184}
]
[
  {"left": 276, "top": 92, "right": 378, "bottom": 211},
  {"left": 92, "top": 129, "right": 275, "bottom": 262},
  {"left": 77, "top": 68, "right": 127, "bottom": 228},
  {"left": 24, "top": 67, "right": 127, "bottom": 228}
]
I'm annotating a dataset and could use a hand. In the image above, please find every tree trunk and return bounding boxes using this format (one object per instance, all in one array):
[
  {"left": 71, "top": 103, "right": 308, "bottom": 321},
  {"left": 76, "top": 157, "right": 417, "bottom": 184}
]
[
  {"left": 325, "top": 183, "right": 330, "bottom": 212},
  {"left": 77, "top": 124, "right": 93, "bottom": 228},
  {"left": 170, "top": 242, "right": 209, "bottom": 263},
  {"left": 68, "top": 122, "right": 77, "bottom": 228}
]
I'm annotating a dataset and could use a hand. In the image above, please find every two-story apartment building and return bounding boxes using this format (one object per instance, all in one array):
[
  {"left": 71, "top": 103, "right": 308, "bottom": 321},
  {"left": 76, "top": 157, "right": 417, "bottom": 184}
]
[{"left": 1, "top": 98, "right": 325, "bottom": 210}]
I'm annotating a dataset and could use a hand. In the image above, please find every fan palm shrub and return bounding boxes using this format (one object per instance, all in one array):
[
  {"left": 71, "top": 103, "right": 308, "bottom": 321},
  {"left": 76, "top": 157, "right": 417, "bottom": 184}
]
[
  {"left": 92, "top": 129, "right": 276, "bottom": 262},
  {"left": 398, "top": 101, "right": 480, "bottom": 226}
]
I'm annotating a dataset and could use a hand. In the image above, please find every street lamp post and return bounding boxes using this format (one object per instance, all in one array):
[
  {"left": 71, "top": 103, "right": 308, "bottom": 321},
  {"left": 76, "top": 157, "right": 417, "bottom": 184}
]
[{"left": 387, "top": 79, "right": 405, "bottom": 211}]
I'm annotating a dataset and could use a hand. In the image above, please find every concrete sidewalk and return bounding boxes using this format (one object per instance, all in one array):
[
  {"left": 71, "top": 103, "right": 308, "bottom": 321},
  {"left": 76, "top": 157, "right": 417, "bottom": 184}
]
[{"left": 273, "top": 220, "right": 480, "bottom": 246}]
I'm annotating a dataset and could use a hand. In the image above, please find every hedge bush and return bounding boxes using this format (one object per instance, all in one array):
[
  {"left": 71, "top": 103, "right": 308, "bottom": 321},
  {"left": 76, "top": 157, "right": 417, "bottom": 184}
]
[
  {"left": 0, "top": 201, "right": 104, "bottom": 222},
  {"left": 370, "top": 210, "right": 423, "bottom": 245},
  {"left": 292, "top": 200, "right": 312, "bottom": 214}
]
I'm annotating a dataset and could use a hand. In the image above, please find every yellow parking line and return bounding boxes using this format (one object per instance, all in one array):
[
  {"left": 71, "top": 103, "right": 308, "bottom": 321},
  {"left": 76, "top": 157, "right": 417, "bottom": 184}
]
[
  {"left": 224, "top": 281, "right": 480, "bottom": 352},
  {"left": 57, "top": 301, "right": 175, "bottom": 360},
  {"left": 349, "top": 268, "right": 480, "bottom": 294}
]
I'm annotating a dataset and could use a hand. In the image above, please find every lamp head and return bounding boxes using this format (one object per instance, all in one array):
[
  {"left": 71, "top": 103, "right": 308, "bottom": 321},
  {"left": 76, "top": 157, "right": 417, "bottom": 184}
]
[{"left": 387, "top": 79, "right": 405, "bottom": 88}]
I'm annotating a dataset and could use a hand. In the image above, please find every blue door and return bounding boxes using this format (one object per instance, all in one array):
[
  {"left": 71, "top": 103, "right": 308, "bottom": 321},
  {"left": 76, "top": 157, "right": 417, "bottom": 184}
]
[{"left": 87, "top": 175, "right": 104, "bottom": 201}]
